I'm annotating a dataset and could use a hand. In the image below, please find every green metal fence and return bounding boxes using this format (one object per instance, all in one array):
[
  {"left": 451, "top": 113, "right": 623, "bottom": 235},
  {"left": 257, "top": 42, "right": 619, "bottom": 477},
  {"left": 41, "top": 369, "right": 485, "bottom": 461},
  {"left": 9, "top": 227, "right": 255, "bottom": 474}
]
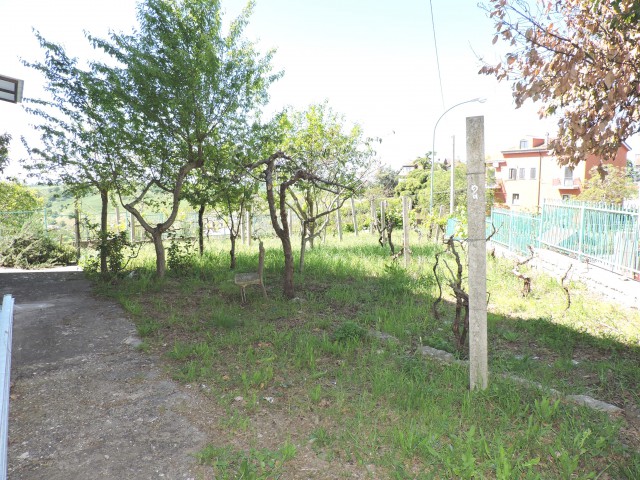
[
  {"left": 539, "top": 199, "right": 639, "bottom": 276},
  {"left": 486, "top": 201, "right": 640, "bottom": 277},
  {"left": 486, "top": 208, "right": 539, "bottom": 255}
]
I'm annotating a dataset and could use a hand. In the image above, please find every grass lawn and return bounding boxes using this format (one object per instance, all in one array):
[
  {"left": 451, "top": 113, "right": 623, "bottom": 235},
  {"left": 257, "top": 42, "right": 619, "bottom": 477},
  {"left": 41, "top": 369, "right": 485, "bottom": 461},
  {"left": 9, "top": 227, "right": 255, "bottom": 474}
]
[{"left": 94, "top": 233, "right": 640, "bottom": 479}]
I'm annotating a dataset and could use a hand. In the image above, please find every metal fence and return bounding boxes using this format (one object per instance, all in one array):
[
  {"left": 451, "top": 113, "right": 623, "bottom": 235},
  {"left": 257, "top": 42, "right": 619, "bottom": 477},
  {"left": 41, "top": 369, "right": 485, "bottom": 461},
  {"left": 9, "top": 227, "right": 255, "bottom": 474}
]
[
  {"left": 487, "top": 201, "right": 640, "bottom": 277},
  {"left": 539, "top": 200, "right": 639, "bottom": 276},
  {"left": 0, "top": 294, "right": 14, "bottom": 480},
  {"left": 487, "top": 208, "right": 539, "bottom": 255}
]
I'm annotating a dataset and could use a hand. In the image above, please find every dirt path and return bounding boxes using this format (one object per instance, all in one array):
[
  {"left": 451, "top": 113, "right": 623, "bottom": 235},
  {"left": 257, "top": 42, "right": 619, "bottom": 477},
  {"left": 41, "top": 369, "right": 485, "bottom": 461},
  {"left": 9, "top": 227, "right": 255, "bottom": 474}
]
[{"left": 1, "top": 268, "right": 208, "bottom": 479}]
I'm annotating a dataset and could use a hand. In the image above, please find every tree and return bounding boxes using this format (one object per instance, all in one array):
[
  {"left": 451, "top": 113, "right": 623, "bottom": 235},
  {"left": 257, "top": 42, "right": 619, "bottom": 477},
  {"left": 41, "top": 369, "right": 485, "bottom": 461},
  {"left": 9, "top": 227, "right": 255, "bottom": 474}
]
[
  {"left": 250, "top": 149, "right": 358, "bottom": 299},
  {"left": 0, "top": 181, "right": 44, "bottom": 232},
  {"left": 577, "top": 165, "right": 637, "bottom": 204},
  {"left": 281, "top": 102, "right": 375, "bottom": 272},
  {"left": 395, "top": 157, "right": 468, "bottom": 215},
  {"left": 373, "top": 165, "right": 400, "bottom": 197},
  {"left": 0, "top": 133, "right": 10, "bottom": 175},
  {"left": 91, "top": 0, "right": 279, "bottom": 277},
  {"left": 480, "top": 0, "right": 640, "bottom": 167},
  {"left": 0, "top": 181, "right": 43, "bottom": 212},
  {"left": 23, "top": 33, "right": 125, "bottom": 276}
]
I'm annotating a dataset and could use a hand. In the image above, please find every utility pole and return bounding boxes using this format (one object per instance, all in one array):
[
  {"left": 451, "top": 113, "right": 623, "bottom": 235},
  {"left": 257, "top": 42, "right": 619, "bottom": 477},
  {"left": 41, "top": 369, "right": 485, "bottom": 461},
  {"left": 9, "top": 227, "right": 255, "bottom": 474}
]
[{"left": 450, "top": 135, "right": 456, "bottom": 214}]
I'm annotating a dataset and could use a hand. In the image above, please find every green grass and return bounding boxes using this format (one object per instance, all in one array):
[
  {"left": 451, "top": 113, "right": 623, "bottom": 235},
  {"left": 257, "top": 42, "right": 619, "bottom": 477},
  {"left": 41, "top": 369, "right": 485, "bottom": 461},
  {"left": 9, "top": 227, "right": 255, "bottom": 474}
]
[{"left": 97, "top": 233, "right": 640, "bottom": 479}]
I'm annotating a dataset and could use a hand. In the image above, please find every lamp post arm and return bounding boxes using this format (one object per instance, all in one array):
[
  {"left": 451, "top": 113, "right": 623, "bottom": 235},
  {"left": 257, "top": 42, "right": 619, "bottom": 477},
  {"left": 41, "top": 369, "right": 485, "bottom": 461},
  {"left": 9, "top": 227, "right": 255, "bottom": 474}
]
[{"left": 429, "top": 97, "right": 485, "bottom": 214}]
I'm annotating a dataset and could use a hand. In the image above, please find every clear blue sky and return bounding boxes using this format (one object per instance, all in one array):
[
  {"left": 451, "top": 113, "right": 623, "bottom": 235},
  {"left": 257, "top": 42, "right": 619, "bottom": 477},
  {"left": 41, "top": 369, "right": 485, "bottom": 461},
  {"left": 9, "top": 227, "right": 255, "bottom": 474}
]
[{"left": 1, "top": 0, "right": 632, "bottom": 178}]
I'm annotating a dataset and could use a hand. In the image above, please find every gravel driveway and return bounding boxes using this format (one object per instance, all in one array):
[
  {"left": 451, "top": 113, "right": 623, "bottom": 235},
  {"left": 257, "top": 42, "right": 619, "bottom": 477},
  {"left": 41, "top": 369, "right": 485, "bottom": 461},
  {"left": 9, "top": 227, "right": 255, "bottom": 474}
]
[{"left": 1, "top": 267, "right": 208, "bottom": 480}]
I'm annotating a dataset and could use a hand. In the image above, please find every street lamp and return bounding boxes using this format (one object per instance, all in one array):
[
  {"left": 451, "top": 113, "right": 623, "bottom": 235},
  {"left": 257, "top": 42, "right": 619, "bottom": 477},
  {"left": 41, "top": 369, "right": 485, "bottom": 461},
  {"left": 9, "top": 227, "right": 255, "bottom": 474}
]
[
  {"left": 0, "top": 74, "right": 24, "bottom": 103},
  {"left": 430, "top": 97, "right": 486, "bottom": 214}
]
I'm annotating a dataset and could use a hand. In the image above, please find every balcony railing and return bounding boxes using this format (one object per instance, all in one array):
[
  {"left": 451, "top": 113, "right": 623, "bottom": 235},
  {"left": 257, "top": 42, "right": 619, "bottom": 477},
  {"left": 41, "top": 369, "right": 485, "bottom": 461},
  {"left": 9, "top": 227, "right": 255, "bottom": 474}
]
[{"left": 552, "top": 178, "right": 582, "bottom": 189}]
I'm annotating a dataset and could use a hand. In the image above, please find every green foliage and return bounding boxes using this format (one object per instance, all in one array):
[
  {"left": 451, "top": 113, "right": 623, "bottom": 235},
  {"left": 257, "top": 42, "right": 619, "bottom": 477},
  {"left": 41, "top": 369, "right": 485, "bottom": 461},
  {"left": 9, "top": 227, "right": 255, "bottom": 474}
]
[
  {"left": 167, "top": 237, "right": 195, "bottom": 276},
  {"left": 332, "top": 321, "right": 368, "bottom": 343},
  {"left": 0, "top": 219, "right": 75, "bottom": 268},
  {"left": 0, "top": 181, "right": 43, "bottom": 213},
  {"left": 195, "top": 443, "right": 296, "bottom": 479},
  {"left": 82, "top": 229, "right": 137, "bottom": 279},
  {"left": 372, "top": 165, "right": 400, "bottom": 197},
  {"left": 578, "top": 165, "right": 637, "bottom": 204},
  {"left": 100, "top": 236, "right": 640, "bottom": 478},
  {"left": 395, "top": 160, "right": 468, "bottom": 216}
]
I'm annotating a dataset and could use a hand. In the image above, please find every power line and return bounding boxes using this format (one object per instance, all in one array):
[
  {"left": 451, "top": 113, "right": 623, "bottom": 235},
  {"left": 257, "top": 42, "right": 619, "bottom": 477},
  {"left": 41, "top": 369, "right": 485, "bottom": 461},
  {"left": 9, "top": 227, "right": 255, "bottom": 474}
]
[{"left": 429, "top": 0, "right": 446, "bottom": 110}]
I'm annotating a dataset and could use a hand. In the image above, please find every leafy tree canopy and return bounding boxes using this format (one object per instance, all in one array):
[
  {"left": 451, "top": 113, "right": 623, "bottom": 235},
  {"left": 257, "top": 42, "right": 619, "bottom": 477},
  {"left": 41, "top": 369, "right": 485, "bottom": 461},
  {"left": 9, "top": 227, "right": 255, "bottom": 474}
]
[
  {"left": 0, "top": 181, "right": 44, "bottom": 212},
  {"left": 481, "top": 0, "right": 640, "bottom": 166},
  {"left": 577, "top": 165, "right": 637, "bottom": 204}
]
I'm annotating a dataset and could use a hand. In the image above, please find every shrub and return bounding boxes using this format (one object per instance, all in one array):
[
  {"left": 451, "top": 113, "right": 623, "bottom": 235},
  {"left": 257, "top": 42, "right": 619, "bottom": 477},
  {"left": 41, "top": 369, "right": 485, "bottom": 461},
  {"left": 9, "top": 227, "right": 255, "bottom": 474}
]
[{"left": 0, "top": 220, "right": 75, "bottom": 268}]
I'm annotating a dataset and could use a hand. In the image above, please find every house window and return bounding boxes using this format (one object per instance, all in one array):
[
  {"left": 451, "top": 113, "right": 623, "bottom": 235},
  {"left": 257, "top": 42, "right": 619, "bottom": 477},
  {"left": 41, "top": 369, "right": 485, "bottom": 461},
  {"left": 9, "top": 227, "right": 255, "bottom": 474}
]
[
  {"left": 509, "top": 168, "right": 517, "bottom": 180},
  {"left": 562, "top": 194, "right": 571, "bottom": 201},
  {"left": 512, "top": 193, "right": 520, "bottom": 205},
  {"left": 563, "top": 167, "right": 574, "bottom": 186},
  {"left": 519, "top": 139, "right": 528, "bottom": 149},
  {"left": 518, "top": 168, "right": 526, "bottom": 180},
  {"left": 530, "top": 167, "right": 537, "bottom": 180}
]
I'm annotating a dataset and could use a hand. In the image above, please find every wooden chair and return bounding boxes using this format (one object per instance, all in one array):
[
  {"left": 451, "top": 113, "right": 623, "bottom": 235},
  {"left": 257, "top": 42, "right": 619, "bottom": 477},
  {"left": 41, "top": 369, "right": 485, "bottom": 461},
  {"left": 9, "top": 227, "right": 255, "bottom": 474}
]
[{"left": 234, "top": 240, "right": 267, "bottom": 303}]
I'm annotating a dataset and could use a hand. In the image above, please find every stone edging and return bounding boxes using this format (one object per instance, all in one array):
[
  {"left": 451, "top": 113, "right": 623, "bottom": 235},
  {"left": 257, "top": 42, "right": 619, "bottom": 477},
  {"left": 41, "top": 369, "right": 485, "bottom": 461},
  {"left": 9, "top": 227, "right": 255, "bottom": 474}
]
[{"left": 369, "top": 330, "right": 637, "bottom": 420}]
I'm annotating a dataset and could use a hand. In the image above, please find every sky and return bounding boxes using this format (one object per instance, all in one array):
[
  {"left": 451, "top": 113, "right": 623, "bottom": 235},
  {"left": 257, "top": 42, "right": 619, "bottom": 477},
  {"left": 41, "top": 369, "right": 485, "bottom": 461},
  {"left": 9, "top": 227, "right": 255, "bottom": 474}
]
[{"left": 1, "top": 0, "right": 635, "bottom": 179}]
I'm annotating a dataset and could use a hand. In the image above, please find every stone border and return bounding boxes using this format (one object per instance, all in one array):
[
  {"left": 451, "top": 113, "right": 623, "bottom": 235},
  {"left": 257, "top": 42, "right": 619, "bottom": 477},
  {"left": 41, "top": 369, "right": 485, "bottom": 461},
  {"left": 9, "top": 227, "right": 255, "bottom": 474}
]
[{"left": 370, "top": 329, "right": 636, "bottom": 420}]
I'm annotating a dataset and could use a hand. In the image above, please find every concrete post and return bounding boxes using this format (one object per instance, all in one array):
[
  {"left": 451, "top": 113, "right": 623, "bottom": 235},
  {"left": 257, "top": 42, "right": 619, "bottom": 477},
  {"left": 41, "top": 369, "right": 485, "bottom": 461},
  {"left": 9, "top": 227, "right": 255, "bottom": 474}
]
[
  {"left": 450, "top": 135, "right": 456, "bottom": 215},
  {"left": 240, "top": 211, "right": 245, "bottom": 245},
  {"left": 351, "top": 197, "right": 358, "bottom": 236},
  {"left": 370, "top": 199, "right": 376, "bottom": 235},
  {"left": 402, "top": 196, "right": 410, "bottom": 267},
  {"left": 245, "top": 208, "right": 251, "bottom": 247},
  {"left": 466, "top": 116, "right": 488, "bottom": 390}
]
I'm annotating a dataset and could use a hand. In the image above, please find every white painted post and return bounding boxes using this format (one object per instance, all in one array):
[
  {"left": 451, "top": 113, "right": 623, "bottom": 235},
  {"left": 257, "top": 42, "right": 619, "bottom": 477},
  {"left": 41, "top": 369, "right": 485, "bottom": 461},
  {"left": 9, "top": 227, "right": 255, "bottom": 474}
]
[
  {"left": 466, "top": 116, "right": 488, "bottom": 390},
  {"left": 0, "top": 295, "right": 14, "bottom": 480},
  {"left": 402, "top": 196, "right": 410, "bottom": 267}
]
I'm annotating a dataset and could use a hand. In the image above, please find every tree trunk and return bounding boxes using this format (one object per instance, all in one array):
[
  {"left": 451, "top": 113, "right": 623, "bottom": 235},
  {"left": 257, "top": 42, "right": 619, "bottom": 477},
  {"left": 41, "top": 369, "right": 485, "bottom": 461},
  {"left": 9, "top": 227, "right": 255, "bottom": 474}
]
[
  {"left": 299, "top": 220, "right": 307, "bottom": 273},
  {"left": 229, "top": 233, "right": 237, "bottom": 269},
  {"left": 74, "top": 198, "right": 81, "bottom": 263},
  {"left": 198, "top": 203, "right": 205, "bottom": 256},
  {"left": 282, "top": 234, "right": 295, "bottom": 299},
  {"left": 151, "top": 231, "right": 166, "bottom": 278},
  {"left": 99, "top": 189, "right": 109, "bottom": 276}
]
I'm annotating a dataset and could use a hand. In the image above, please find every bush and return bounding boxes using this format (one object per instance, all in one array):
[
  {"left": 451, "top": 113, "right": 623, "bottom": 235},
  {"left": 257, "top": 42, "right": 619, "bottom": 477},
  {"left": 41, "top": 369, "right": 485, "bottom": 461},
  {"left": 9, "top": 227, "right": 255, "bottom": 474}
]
[
  {"left": 167, "top": 236, "right": 195, "bottom": 276},
  {"left": 0, "top": 220, "right": 76, "bottom": 268},
  {"left": 82, "top": 230, "right": 137, "bottom": 279}
]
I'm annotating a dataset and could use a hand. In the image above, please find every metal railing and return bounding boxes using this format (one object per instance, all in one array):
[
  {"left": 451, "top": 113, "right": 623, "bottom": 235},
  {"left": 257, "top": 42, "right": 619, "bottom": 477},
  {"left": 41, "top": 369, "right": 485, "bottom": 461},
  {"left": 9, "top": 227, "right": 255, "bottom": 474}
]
[
  {"left": 539, "top": 200, "right": 639, "bottom": 276},
  {"left": 0, "top": 294, "right": 14, "bottom": 480}
]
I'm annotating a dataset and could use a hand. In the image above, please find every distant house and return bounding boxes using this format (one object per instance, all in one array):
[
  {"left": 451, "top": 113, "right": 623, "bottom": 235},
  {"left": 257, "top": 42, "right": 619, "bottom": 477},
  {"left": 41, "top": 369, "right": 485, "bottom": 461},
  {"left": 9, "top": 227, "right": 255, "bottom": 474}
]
[{"left": 487, "top": 136, "right": 630, "bottom": 211}]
